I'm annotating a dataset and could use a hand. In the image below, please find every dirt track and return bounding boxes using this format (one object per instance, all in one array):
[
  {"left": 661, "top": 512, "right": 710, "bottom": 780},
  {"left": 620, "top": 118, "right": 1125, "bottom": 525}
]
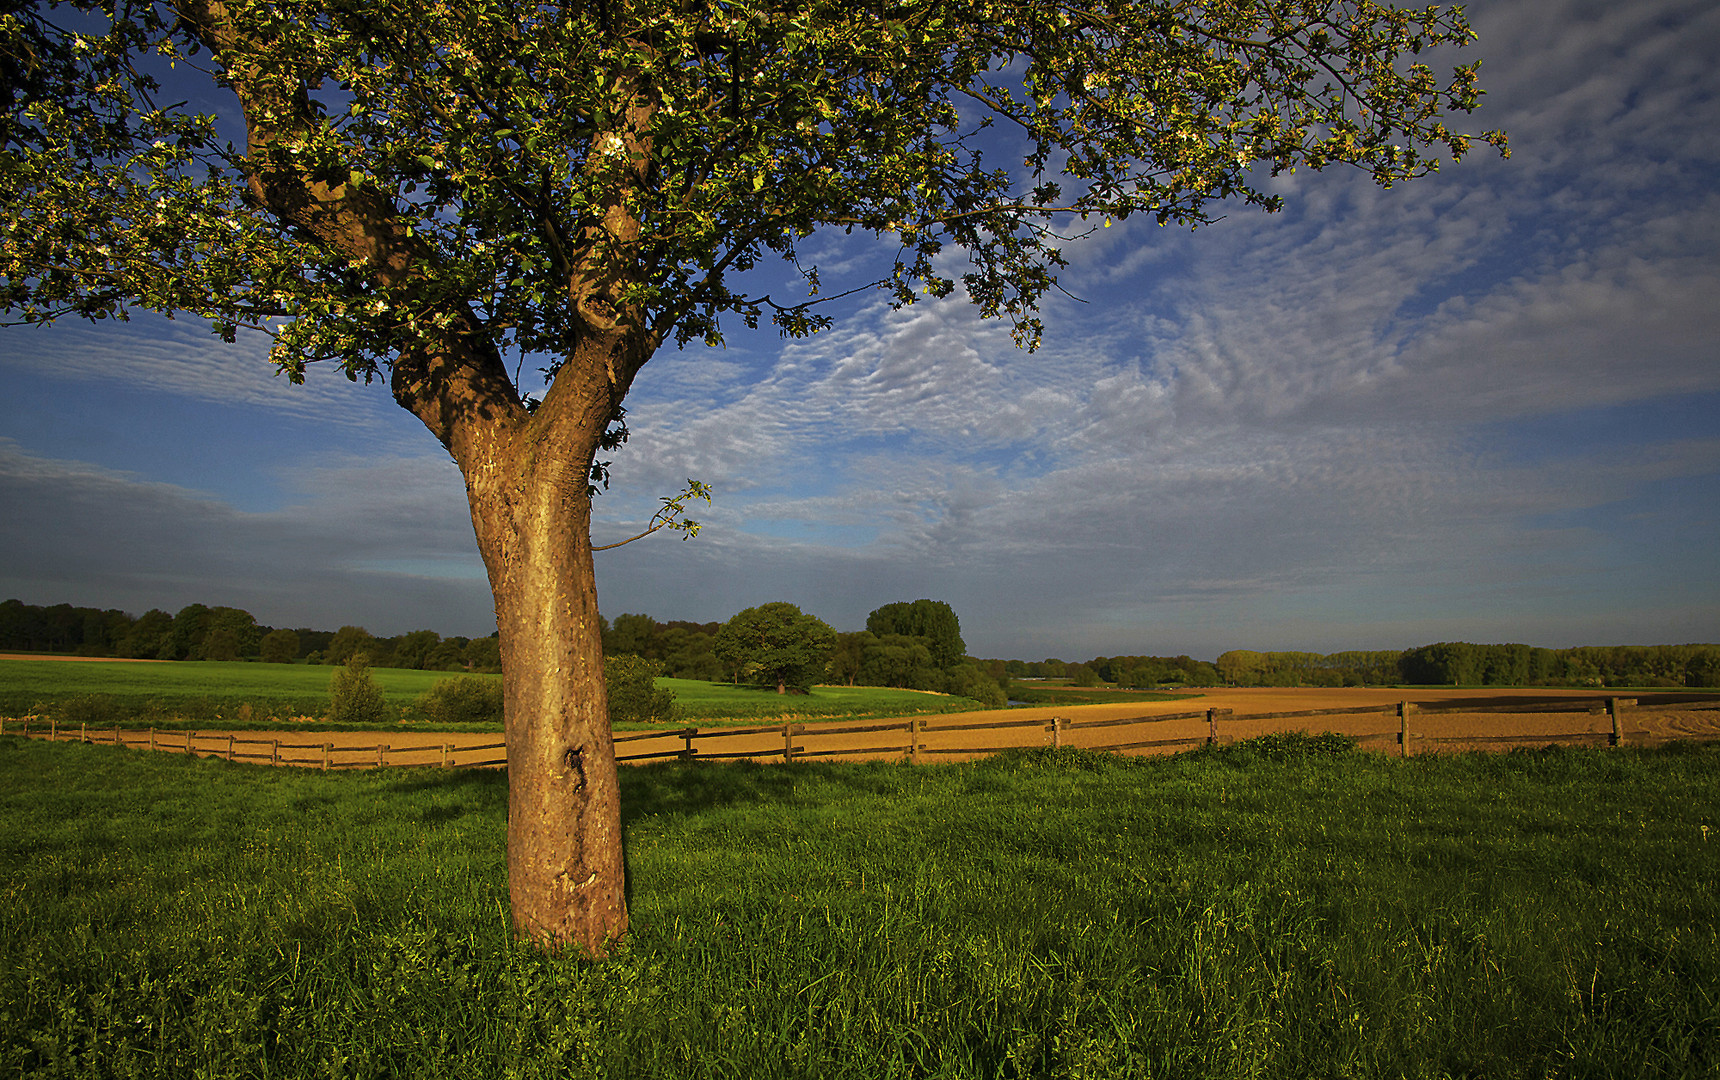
[{"left": 19, "top": 686, "right": 1714, "bottom": 768}]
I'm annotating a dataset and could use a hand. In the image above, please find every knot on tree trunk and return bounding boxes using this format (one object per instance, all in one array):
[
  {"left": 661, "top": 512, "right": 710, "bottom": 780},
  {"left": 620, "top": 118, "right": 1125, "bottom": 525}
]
[{"left": 565, "top": 745, "right": 586, "bottom": 791}]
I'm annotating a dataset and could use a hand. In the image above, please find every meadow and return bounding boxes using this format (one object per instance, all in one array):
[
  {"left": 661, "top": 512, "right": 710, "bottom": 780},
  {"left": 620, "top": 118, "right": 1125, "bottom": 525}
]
[
  {"left": 2, "top": 733, "right": 1715, "bottom": 1078},
  {"left": 659, "top": 679, "right": 990, "bottom": 722},
  {"left": 0, "top": 657, "right": 992, "bottom": 729}
]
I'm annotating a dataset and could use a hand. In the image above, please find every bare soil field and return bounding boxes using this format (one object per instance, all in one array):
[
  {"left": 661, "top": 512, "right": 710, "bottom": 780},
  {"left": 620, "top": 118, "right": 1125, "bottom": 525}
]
[{"left": 13, "top": 686, "right": 1718, "bottom": 767}]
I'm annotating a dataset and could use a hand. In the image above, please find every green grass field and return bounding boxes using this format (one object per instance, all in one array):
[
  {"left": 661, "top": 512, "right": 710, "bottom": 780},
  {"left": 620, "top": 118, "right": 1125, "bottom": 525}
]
[
  {"left": 0, "top": 657, "right": 991, "bottom": 729},
  {"left": 2, "top": 733, "right": 1715, "bottom": 1078},
  {"left": 659, "top": 679, "right": 988, "bottom": 722},
  {"left": 0, "top": 656, "right": 455, "bottom": 720}
]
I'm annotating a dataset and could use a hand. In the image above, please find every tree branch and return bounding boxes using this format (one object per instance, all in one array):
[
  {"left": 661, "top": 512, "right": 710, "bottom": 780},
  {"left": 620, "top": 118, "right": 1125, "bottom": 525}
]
[{"left": 591, "top": 479, "right": 712, "bottom": 551}]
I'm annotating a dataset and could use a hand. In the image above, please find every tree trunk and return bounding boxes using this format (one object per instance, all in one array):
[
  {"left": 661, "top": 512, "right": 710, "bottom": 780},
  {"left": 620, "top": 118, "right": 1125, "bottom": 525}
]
[{"left": 464, "top": 422, "right": 627, "bottom": 956}]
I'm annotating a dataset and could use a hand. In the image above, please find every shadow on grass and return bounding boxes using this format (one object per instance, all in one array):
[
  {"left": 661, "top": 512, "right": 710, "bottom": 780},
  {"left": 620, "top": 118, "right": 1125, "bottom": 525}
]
[
  {"left": 353, "top": 751, "right": 918, "bottom": 829},
  {"left": 376, "top": 764, "right": 509, "bottom": 800},
  {"left": 617, "top": 758, "right": 917, "bottom": 825}
]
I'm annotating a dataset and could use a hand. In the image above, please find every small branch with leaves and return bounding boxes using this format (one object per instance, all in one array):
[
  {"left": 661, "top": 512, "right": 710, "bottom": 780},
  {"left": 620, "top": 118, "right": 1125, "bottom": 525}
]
[{"left": 592, "top": 479, "right": 713, "bottom": 551}]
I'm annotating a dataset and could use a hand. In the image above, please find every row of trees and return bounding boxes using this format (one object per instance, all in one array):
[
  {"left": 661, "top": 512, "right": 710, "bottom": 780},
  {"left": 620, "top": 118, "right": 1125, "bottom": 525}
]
[
  {"left": 599, "top": 614, "right": 724, "bottom": 681},
  {"left": 0, "top": 599, "right": 500, "bottom": 671},
  {"left": 1097, "top": 644, "right": 1720, "bottom": 689},
  {"left": 1394, "top": 643, "right": 1720, "bottom": 689},
  {"left": 15, "top": 598, "right": 1717, "bottom": 689},
  {"left": 1212, "top": 649, "right": 1414, "bottom": 688},
  {"left": 602, "top": 599, "right": 1008, "bottom": 707},
  {"left": 992, "top": 644, "right": 1718, "bottom": 690}
]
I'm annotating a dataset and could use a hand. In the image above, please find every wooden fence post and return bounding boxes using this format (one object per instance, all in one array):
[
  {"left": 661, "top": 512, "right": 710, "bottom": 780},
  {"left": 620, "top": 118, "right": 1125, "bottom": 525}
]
[
  {"left": 185, "top": 730, "right": 197, "bottom": 756},
  {"left": 1051, "top": 716, "right": 1064, "bottom": 749},
  {"left": 782, "top": 723, "right": 797, "bottom": 762},
  {"left": 1607, "top": 698, "right": 1635, "bottom": 748},
  {"left": 112, "top": 724, "right": 120, "bottom": 746},
  {"left": 377, "top": 744, "right": 388, "bottom": 767},
  {"left": 910, "top": 717, "right": 924, "bottom": 764},
  {"left": 681, "top": 727, "right": 696, "bottom": 761},
  {"left": 271, "top": 739, "right": 280, "bottom": 766},
  {"left": 1398, "top": 701, "right": 1411, "bottom": 758},
  {"left": 80, "top": 722, "right": 87, "bottom": 743},
  {"left": 441, "top": 743, "right": 451, "bottom": 768},
  {"left": 50, "top": 717, "right": 57, "bottom": 742},
  {"left": 149, "top": 727, "right": 156, "bottom": 751},
  {"left": 322, "top": 743, "right": 332, "bottom": 771},
  {"left": 226, "top": 734, "right": 235, "bottom": 762},
  {"left": 1206, "top": 709, "right": 1220, "bottom": 747}
]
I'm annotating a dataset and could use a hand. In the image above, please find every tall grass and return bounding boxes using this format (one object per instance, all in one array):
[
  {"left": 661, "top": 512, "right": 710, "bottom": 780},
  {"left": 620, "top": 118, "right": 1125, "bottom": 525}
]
[{"left": 2, "top": 735, "right": 1716, "bottom": 1078}]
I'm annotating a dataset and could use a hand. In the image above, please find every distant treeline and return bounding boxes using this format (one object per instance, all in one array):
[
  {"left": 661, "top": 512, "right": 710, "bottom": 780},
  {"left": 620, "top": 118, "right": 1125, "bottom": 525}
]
[
  {"left": 0, "top": 599, "right": 500, "bottom": 672},
  {"left": 1391, "top": 642, "right": 1720, "bottom": 689},
  {"left": 8, "top": 598, "right": 1717, "bottom": 690},
  {"left": 980, "top": 644, "right": 1720, "bottom": 689},
  {"left": 601, "top": 613, "right": 725, "bottom": 680}
]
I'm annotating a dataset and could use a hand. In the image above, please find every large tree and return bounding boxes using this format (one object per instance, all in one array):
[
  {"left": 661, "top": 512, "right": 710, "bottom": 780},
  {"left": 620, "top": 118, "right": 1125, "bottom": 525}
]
[
  {"left": 866, "top": 599, "right": 967, "bottom": 669},
  {"left": 714, "top": 601, "right": 838, "bottom": 694},
  {"left": 0, "top": 0, "right": 1503, "bottom": 954}
]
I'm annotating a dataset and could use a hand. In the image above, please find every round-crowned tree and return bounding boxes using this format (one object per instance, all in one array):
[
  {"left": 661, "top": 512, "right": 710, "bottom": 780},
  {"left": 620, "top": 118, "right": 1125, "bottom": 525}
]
[
  {"left": 714, "top": 603, "right": 837, "bottom": 695},
  {"left": 865, "top": 600, "right": 967, "bottom": 670}
]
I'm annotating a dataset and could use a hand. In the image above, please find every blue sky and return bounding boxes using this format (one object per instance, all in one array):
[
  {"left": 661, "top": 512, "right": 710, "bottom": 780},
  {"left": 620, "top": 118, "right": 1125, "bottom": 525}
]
[{"left": 2, "top": 0, "right": 1717, "bottom": 660}]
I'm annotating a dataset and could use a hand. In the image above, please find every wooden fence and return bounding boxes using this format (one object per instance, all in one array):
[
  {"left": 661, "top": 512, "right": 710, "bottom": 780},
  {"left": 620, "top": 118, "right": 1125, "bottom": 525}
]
[
  {"left": 3, "top": 695, "right": 1714, "bottom": 771},
  {"left": 0, "top": 720, "right": 508, "bottom": 770}
]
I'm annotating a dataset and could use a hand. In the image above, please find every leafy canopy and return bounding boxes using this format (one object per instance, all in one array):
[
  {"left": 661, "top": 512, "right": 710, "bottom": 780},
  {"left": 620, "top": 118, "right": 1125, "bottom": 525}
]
[
  {"left": 2, "top": 0, "right": 1506, "bottom": 391},
  {"left": 714, "top": 602, "right": 837, "bottom": 693},
  {"left": 866, "top": 599, "right": 967, "bottom": 670}
]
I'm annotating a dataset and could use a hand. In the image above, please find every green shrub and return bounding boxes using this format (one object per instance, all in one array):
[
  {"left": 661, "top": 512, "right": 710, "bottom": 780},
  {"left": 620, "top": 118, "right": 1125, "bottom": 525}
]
[
  {"left": 605, "top": 655, "right": 678, "bottom": 724},
  {"left": 945, "top": 661, "right": 1007, "bottom": 708},
  {"left": 413, "top": 675, "right": 503, "bottom": 725},
  {"left": 328, "top": 652, "right": 393, "bottom": 725},
  {"left": 45, "top": 693, "right": 126, "bottom": 728}
]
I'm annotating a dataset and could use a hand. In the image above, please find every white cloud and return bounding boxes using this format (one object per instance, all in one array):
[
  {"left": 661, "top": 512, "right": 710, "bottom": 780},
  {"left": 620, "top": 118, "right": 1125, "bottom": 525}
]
[{"left": 0, "top": 318, "right": 399, "bottom": 430}]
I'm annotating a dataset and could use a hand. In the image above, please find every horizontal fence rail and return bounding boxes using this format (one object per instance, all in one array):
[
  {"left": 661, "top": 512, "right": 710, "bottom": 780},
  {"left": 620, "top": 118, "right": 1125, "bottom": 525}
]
[{"left": 4, "top": 696, "right": 1717, "bottom": 772}]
